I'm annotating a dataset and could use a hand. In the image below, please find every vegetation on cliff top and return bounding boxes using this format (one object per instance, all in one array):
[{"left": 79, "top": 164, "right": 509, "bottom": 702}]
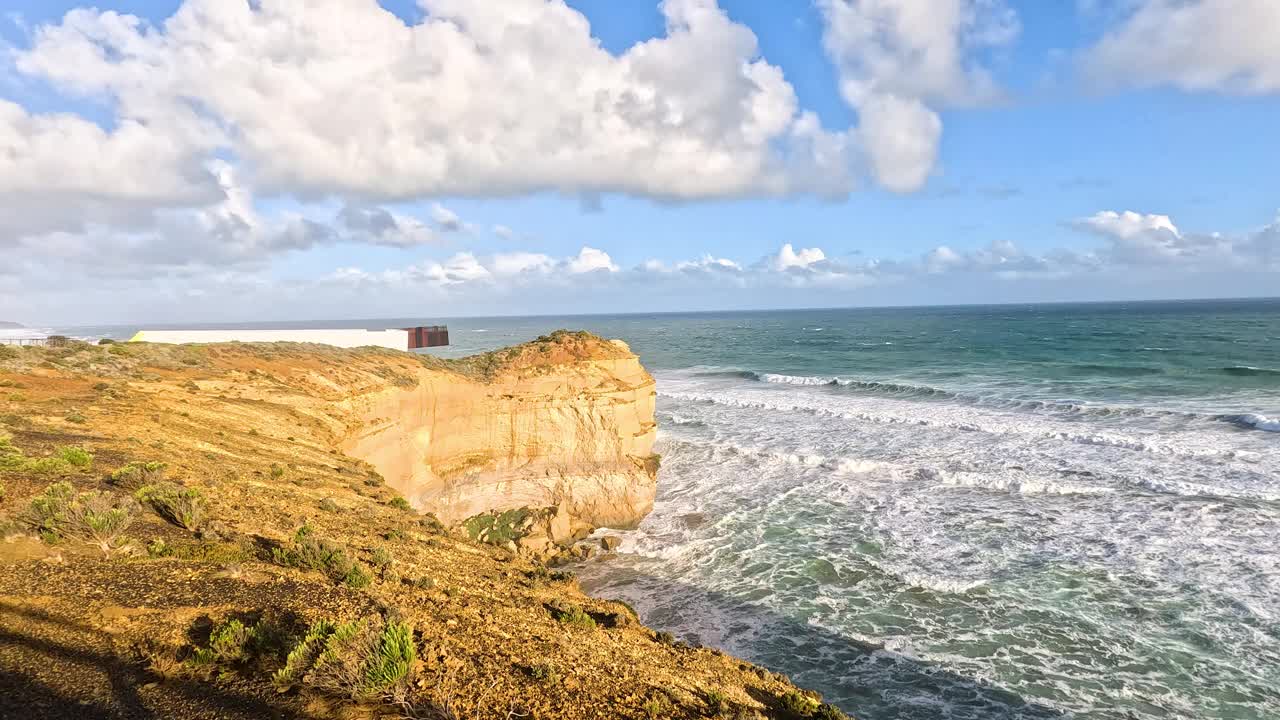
[{"left": 0, "top": 333, "right": 850, "bottom": 719}]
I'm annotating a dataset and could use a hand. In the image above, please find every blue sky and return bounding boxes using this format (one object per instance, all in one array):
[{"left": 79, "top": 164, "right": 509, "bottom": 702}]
[{"left": 1, "top": 0, "right": 1278, "bottom": 324}]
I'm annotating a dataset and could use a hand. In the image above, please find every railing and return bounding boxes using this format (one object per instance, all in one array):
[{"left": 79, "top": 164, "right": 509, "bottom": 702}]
[{"left": 0, "top": 336, "right": 70, "bottom": 347}]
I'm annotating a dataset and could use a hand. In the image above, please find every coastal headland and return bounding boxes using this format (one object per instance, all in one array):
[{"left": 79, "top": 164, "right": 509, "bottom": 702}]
[{"left": 0, "top": 332, "right": 848, "bottom": 719}]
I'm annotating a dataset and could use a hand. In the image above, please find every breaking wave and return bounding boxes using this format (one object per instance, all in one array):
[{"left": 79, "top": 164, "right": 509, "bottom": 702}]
[{"left": 692, "top": 369, "right": 1280, "bottom": 433}]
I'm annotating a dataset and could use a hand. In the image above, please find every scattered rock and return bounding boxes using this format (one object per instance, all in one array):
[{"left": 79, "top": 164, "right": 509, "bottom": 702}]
[{"left": 600, "top": 535, "right": 622, "bottom": 552}]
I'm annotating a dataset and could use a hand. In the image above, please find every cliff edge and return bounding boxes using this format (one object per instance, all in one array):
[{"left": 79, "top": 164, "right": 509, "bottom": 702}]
[
  {"left": 0, "top": 334, "right": 850, "bottom": 719},
  {"left": 339, "top": 331, "right": 658, "bottom": 541}
]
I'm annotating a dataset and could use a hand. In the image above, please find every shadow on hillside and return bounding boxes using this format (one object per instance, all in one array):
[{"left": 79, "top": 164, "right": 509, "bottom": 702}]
[
  {"left": 579, "top": 570, "right": 1068, "bottom": 720},
  {"left": 0, "top": 602, "right": 311, "bottom": 720}
]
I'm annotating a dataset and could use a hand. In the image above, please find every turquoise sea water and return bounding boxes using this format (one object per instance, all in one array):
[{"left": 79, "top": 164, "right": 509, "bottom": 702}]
[{"left": 47, "top": 299, "right": 1280, "bottom": 719}]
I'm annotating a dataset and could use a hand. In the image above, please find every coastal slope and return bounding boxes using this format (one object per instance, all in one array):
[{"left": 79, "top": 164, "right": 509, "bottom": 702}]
[{"left": 0, "top": 334, "right": 847, "bottom": 719}]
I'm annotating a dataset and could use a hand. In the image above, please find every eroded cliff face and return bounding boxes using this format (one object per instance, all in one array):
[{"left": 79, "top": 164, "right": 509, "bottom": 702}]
[
  {"left": 0, "top": 336, "right": 845, "bottom": 720},
  {"left": 338, "top": 336, "right": 658, "bottom": 532}
]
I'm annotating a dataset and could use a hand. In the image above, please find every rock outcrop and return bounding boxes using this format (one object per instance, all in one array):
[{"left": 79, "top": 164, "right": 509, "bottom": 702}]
[
  {"left": 0, "top": 334, "right": 853, "bottom": 720},
  {"left": 339, "top": 332, "right": 658, "bottom": 534}
]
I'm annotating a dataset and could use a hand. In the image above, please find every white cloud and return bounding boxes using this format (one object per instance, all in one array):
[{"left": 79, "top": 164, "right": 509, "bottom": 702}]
[
  {"left": 0, "top": 99, "right": 220, "bottom": 242},
  {"left": 1073, "top": 209, "right": 1278, "bottom": 267},
  {"left": 1081, "top": 0, "right": 1280, "bottom": 94},
  {"left": 430, "top": 203, "right": 469, "bottom": 233},
  {"left": 1074, "top": 209, "right": 1188, "bottom": 263},
  {"left": 13, "top": 0, "right": 856, "bottom": 205},
  {"left": 1077, "top": 210, "right": 1180, "bottom": 239},
  {"left": 816, "top": 0, "right": 1019, "bottom": 191},
  {"left": 338, "top": 204, "right": 438, "bottom": 247},
  {"left": 675, "top": 254, "right": 742, "bottom": 272},
  {"left": 856, "top": 94, "right": 943, "bottom": 193},
  {"left": 566, "top": 247, "right": 619, "bottom": 274},
  {"left": 491, "top": 251, "right": 555, "bottom": 276},
  {"left": 771, "top": 243, "right": 828, "bottom": 270},
  {"left": 492, "top": 225, "right": 517, "bottom": 241}
]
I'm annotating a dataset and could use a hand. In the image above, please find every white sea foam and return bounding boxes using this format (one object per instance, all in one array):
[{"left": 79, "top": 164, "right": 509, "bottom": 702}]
[
  {"left": 759, "top": 372, "right": 838, "bottom": 386},
  {"left": 578, "top": 363, "right": 1280, "bottom": 720},
  {"left": 1235, "top": 413, "right": 1280, "bottom": 432}
]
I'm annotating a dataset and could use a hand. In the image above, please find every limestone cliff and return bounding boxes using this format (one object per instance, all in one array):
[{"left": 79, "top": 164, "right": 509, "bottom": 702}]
[
  {"left": 0, "top": 334, "right": 851, "bottom": 720},
  {"left": 339, "top": 333, "right": 658, "bottom": 535}
]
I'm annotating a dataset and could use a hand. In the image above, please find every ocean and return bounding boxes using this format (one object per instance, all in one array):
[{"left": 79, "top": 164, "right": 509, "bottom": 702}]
[{"left": 30, "top": 298, "right": 1280, "bottom": 719}]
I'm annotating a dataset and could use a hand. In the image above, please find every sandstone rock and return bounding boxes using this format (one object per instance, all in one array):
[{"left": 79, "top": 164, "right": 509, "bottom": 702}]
[
  {"left": 600, "top": 535, "right": 622, "bottom": 552},
  {"left": 339, "top": 335, "right": 658, "bottom": 536},
  {"left": 547, "top": 502, "right": 573, "bottom": 544}
]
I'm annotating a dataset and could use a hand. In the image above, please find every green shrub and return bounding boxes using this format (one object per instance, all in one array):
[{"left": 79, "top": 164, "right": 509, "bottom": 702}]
[
  {"left": 1, "top": 438, "right": 77, "bottom": 475},
  {"left": 642, "top": 697, "right": 671, "bottom": 719},
  {"left": 550, "top": 603, "right": 596, "bottom": 630},
  {"left": 135, "top": 482, "right": 206, "bottom": 530},
  {"left": 56, "top": 447, "right": 93, "bottom": 468},
  {"left": 387, "top": 496, "right": 411, "bottom": 511},
  {"left": 318, "top": 497, "right": 340, "bottom": 513},
  {"left": 273, "top": 617, "right": 416, "bottom": 700},
  {"left": 64, "top": 411, "right": 87, "bottom": 424},
  {"left": 187, "top": 616, "right": 287, "bottom": 672},
  {"left": 25, "top": 457, "right": 70, "bottom": 475},
  {"left": 272, "top": 527, "right": 371, "bottom": 588},
  {"left": 814, "top": 704, "right": 849, "bottom": 720},
  {"left": 269, "top": 463, "right": 285, "bottom": 479},
  {"left": 779, "top": 691, "right": 821, "bottom": 718},
  {"left": 109, "top": 461, "right": 167, "bottom": 489},
  {"left": 462, "top": 507, "right": 532, "bottom": 545},
  {"left": 370, "top": 547, "right": 393, "bottom": 569},
  {"left": 527, "top": 662, "right": 560, "bottom": 684},
  {"left": 190, "top": 619, "right": 256, "bottom": 666},
  {"left": 703, "top": 689, "right": 728, "bottom": 715},
  {"left": 147, "top": 538, "right": 253, "bottom": 564},
  {"left": 23, "top": 482, "right": 138, "bottom": 554}
]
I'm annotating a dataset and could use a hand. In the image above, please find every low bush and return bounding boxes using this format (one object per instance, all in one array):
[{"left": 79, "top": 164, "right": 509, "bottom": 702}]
[
  {"left": 549, "top": 603, "right": 596, "bottom": 630},
  {"left": 186, "top": 616, "right": 288, "bottom": 674},
  {"left": 109, "top": 461, "right": 167, "bottom": 489},
  {"left": 527, "top": 662, "right": 560, "bottom": 684},
  {"left": 779, "top": 691, "right": 821, "bottom": 718},
  {"left": 387, "top": 496, "right": 411, "bottom": 512},
  {"left": 148, "top": 538, "right": 254, "bottom": 564},
  {"left": 24, "top": 481, "right": 139, "bottom": 554},
  {"left": 462, "top": 507, "right": 532, "bottom": 545},
  {"left": 272, "top": 526, "right": 371, "bottom": 588},
  {"left": 814, "top": 704, "right": 849, "bottom": 720},
  {"left": 56, "top": 447, "right": 94, "bottom": 468},
  {"left": 135, "top": 482, "right": 206, "bottom": 530},
  {"left": 370, "top": 547, "right": 393, "bottom": 569},
  {"left": 703, "top": 689, "right": 728, "bottom": 715},
  {"left": 273, "top": 617, "right": 416, "bottom": 701}
]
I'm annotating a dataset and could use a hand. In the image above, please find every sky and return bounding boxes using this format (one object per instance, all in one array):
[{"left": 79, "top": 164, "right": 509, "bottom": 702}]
[{"left": 1, "top": 0, "right": 1278, "bottom": 325}]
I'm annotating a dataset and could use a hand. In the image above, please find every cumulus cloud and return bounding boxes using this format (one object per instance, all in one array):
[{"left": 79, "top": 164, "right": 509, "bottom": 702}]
[
  {"left": 0, "top": 99, "right": 220, "bottom": 242},
  {"left": 770, "top": 244, "right": 828, "bottom": 270},
  {"left": 817, "top": 0, "right": 1019, "bottom": 191},
  {"left": 1075, "top": 209, "right": 1277, "bottom": 267},
  {"left": 566, "top": 247, "right": 620, "bottom": 274},
  {"left": 12, "top": 0, "right": 857, "bottom": 206},
  {"left": 1080, "top": 0, "right": 1280, "bottom": 94},
  {"left": 430, "top": 204, "right": 469, "bottom": 233},
  {"left": 338, "top": 204, "right": 438, "bottom": 247}
]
